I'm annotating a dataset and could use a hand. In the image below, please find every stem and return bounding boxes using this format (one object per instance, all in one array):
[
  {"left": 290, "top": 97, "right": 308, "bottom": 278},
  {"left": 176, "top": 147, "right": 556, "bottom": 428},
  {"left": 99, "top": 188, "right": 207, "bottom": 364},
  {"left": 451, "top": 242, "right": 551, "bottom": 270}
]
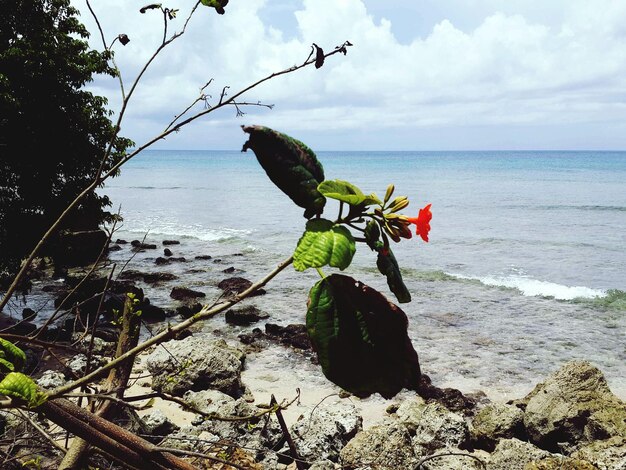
[{"left": 315, "top": 267, "right": 326, "bottom": 279}]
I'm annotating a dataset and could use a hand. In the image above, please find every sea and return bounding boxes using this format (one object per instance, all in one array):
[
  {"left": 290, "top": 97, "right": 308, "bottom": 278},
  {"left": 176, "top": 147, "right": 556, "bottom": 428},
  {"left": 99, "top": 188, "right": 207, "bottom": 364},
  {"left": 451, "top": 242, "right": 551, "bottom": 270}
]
[{"left": 14, "top": 150, "right": 626, "bottom": 401}]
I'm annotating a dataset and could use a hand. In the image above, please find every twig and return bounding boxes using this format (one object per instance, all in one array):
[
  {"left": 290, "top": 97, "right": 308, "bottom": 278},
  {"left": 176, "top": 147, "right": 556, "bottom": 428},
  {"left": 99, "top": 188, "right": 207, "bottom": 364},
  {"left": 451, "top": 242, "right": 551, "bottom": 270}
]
[
  {"left": 271, "top": 394, "right": 305, "bottom": 470},
  {"left": 415, "top": 452, "right": 486, "bottom": 469},
  {"left": 16, "top": 409, "right": 67, "bottom": 454}
]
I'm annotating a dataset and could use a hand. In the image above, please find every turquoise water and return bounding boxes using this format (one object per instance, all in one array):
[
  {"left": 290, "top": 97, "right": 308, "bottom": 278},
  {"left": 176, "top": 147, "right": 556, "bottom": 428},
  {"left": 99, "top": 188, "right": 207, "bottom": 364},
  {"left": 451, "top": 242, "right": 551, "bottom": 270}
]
[{"left": 27, "top": 149, "right": 618, "bottom": 399}]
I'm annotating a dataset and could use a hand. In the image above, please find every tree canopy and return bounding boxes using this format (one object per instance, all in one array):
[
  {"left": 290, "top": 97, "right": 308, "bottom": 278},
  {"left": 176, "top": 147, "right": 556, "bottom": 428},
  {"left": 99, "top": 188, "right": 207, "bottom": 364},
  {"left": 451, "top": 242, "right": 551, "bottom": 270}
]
[{"left": 0, "top": 0, "right": 132, "bottom": 277}]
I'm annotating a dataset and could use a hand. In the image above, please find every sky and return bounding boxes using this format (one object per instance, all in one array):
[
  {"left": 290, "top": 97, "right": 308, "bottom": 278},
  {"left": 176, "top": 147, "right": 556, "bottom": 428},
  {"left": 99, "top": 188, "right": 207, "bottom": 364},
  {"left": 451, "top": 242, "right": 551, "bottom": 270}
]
[{"left": 74, "top": 0, "right": 626, "bottom": 150}]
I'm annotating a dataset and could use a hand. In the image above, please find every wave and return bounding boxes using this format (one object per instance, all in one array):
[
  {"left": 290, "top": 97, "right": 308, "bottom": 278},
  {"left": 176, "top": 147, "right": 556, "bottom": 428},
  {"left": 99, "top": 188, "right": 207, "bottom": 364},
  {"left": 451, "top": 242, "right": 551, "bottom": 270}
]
[
  {"left": 502, "top": 204, "right": 626, "bottom": 212},
  {"left": 120, "top": 224, "right": 251, "bottom": 242},
  {"left": 572, "top": 289, "right": 626, "bottom": 311},
  {"left": 451, "top": 273, "right": 605, "bottom": 300}
]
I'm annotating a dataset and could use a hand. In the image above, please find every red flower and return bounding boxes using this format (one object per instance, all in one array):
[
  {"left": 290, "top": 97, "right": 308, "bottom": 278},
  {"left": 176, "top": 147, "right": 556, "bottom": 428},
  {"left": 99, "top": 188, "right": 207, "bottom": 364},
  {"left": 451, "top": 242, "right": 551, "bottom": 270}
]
[{"left": 406, "top": 203, "right": 432, "bottom": 242}]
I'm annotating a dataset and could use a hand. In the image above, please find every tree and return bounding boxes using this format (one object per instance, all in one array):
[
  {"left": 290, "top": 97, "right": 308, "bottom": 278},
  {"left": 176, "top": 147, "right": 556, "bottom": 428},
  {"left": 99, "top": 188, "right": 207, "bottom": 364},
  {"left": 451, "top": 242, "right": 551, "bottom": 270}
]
[{"left": 0, "top": 0, "right": 132, "bottom": 278}]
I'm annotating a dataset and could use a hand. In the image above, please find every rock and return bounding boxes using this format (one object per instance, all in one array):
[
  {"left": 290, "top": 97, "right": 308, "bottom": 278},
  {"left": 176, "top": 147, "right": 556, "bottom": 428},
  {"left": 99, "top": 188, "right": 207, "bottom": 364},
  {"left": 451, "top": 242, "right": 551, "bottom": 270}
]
[
  {"left": 488, "top": 438, "right": 555, "bottom": 470},
  {"left": 290, "top": 401, "right": 363, "bottom": 462},
  {"left": 522, "top": 361, "right": 626, "bottom": 451},
  {"left": 130, "top": 240, "right": 157, "bottom": 250},
  {"left": 218, "top": 277, "right": 265, "bottom": 296},
  {"left": 155, "top": 256, "right": 186, "bottom": 265},
  {"left": 164, "top": 248, "right": 173, "bottom": 257},
  {"left": 36, "top": 370, "right": 67, "bottom": 389},
  {"left": 160, "top": 426, "right": 209, "bottom": 452},
  {"left": 185, "top": 389, "right": 282, "bottom": 457},
  {"left": 416, "top": 449, "right": 488, "bottom": 470},
  {"left": 71, "top": 333, "right": 115, "bottom": 355},
  {"left": 22, "top": 307, "right": 36, "bottom": 320},
  {"left": 170, "top": 286, "right": 206, "bottom": 301},
  {"left": 115, "top": 239, "right": 128, "bottom": 244},
  {"left": 265, "top": 323, "right": 311, "bottom": 350},
  {"left": 163, "top": 240, "right": 180, "bottom": 245},
  {"left": 572, "top": 436, "right": 626, "bottom": 470},
  {"left": 222, "top": 266, "right": 237, "bottom": 274},
  {"left": 140, "top": 299, "right": 167, "bottom": 321},
  {"left": 146, "top": 336, "right": 246, "bottom": 397},
  {"left": 402, "top": 401, "right": 470, "bottom": 455},
  {"left": 340, "top": 422, "right": 417, "bottom": 469},
  {"left": 176, "top": 303, "right": 203, "bottom": 319},
  {"left": 66, "top": 354, "right": 105, "bottom": 377},
  {"left": 471, "top": 403, "right": 526, "bottom": 451},
  {"left": 143, "top": 272, "right": 177, "bottom": 283},
  {"left": 108, "top": 244, "right": 122, "bottom": 252},
  {"left": 418, "top": 374, "right": 477, "bottom": 415},
  {"left": 238, "top": 328, "right": 265, "bottom": 346},
  {"left": 195, "top": 255, "right": 212, "bottom": 260},
  {"left": 525, "top": 456, "right": 599, "bottom": 469},
  {"left": 309, "top": 460, "right": 336, "bottom": 470},
  {"left": 141, "top": 409, "right": 179, "bottom": 436},
  {"left": 225, "top": 305, "right": 269, "bottom": 326}
]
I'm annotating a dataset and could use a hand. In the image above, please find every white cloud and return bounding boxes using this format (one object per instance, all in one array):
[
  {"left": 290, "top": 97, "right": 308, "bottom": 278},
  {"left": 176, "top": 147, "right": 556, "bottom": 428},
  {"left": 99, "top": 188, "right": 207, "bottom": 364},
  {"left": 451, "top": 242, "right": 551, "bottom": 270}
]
[{"left": 75, "top": 0, "right": 626, "bottom": 149}]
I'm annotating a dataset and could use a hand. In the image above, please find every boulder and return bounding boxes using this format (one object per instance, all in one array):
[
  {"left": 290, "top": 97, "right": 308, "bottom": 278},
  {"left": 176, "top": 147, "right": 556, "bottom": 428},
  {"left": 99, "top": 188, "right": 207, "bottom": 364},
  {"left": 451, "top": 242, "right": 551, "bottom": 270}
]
[
  {"left": 416, "top": 449, "right": 488, "bottom": 470},
  {"left": 170, "top": 286, "right": 206, "bottom": 301},
  {"left": 140, "top": 409, "right": 179, "bottom": 436},
  {"left": 418, "top": 374, "right": 477, "bottom": 415},
  {"left": 164, "top": 248, "right": 173, "bottom": 257},
  {"left": 156, "top": 256, "right": 186, "bottom": 265},
  {"left": 163, "top": 240, "right": 180, "bottom": 245},
  {"left": 471, "top": 403, "right": 526, "bottom": 450},
  {"left": 108, "top": 244, "right": 122, "bottom": 252},
  {"left": 195, "top": 255, "right": 212, "bottom": 260},
  {"left": 309, "top": 460, "right": 336, "bottom": 470},
  {"left": 115, "top": 239, "right": 128, "bottom": 244},
  {"left": 340, "top": 422, "right": 417, "bottom": 469},
  {"left": 522, "top": 361, "right": 626, "bottom": 451},
  {"left": 572, "top": 436, "right": 626, "bottom": 470},
  {"left": 290, "top": 401, "right": 363, "bottom": 462},
  {"left": 22, "top": 307, "right": 36, "bottom": 320},
  {"left": 487, "top": 438, "right": 555, "bottom": 470},
  {"left": 146, "top": 336, "right": 246, "bottom": 397},
  {"left": 176, "top": 303, "right": 203, "bottom": 319},
  {"left": 66, "top": 353, "right": 105, "bottom": 377},
  {"left": 143, "top": 272, "right": 178, "bottom": 283},
  {"left": 131, "top": 240, "right": 157, "bottom": 250},
  {"left": 218, "top": 277, "right": 265, "bottom": 296},
  {"left": 265, "top": 323, "right": 311, "bottom": 350},
  {"left": 225, "top": 305, "right": 269, "bottom": 326}
]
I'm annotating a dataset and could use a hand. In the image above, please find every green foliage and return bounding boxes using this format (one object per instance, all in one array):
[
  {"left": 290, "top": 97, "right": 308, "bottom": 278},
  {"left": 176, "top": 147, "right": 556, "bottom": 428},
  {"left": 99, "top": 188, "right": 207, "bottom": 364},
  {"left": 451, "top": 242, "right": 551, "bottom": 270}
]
[
  {"left": 293, "top": 219, "right": 356, "bottom": 272},
  {"left": 242, "top": 125, "right": 326, "bottom": 218},
  {"left": 200, "top": 0, "right": 229, "bottom": 15},
  {"left": 306, "top": 274, "right": 421, "bottom": 399},
  {"left": 0, "top": 338, "right": 27, "bottom": 372},
  {"left": 318, "top": 179, "right": 381, "bottom": 206},
  {"left": 0, "top": 0, "right": 133, "bottom": 276},
  {"left": 0, "top": 372, "right": 47, "bottom": 408},
  {"left": 376, "top": 247, "right": 411, "bottom": 303}
]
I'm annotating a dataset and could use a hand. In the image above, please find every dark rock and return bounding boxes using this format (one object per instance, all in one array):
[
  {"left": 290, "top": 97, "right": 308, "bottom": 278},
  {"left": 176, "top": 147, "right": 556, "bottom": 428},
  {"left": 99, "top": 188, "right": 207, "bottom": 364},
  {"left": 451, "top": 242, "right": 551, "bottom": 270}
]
[
  {"left": 218, "top": 277, "right": 265, "bottom": 296},
  {"left": 115, "top": 239, "right": 128, "bottom": 244},
  {"left": 213, "top": 258, "right": 222, "bottom": 263},
  {"left": 194, "top": 255, "right": 212, "bottom": 260},
  {"left": 225, "top": 305, "right": 269, "bottom": 326},
  {"left": 176, "top": 303, "right": 203, "bottom": 319},
  {"left": 141, "top": 300, "right": 166, "bottom": 321},
  {"left": 130, "top": 240, "right": 157, "bottom": 250},
  {"left": 118, "top": 270, "right": 145, "bottom": 281},
  {"left": 164, "top": 248, "right": 173, "bottom": 257},
  {"left": 238, "top": 328, "right": 264, "bottom": 345},
  {"left": 418, "top": 374, "right": 477, "bottom": 415},
  {"left": 108, "top": 244, "right": 122, "bottom": 252},
  {"left": 22, "top": 308, "right": 36, "bottom": 320},
  {"left": 162, "top": 240, "right": 180, "bottom": 246},
  {"left": 42, "top": 284, "right": 65, "bottom": 293},
  {"left": 222, "top": 266, "right": 236, "bottom": 274},
  {"left": 170, "top": 286, "right": 206, "bottom": 301},
  {"left": 0, "top": 314, "right": 37, "bottom": 336},
  {"left": 265, "top": 323, "right": 311, "bottom": 350},
  {"left": 156, "top": 256, "right": 186, "bottom": 265},
  {"left": 143, "top": 272, "right": 177, "bottom": 283}
]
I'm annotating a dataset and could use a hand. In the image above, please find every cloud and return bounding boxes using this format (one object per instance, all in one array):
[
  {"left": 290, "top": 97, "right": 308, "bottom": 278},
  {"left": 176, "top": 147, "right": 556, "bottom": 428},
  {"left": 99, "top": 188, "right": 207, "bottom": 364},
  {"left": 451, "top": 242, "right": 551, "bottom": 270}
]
[{"left": 75, "top": 0, "right": 626, "bottom": 149}]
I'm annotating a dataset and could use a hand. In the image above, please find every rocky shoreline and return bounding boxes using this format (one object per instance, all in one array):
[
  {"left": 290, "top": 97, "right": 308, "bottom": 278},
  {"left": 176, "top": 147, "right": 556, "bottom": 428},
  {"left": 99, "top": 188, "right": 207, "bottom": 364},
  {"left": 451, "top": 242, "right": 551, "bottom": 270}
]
[{"left": 2, "top": 237, "right": 625, "bottom": 468}]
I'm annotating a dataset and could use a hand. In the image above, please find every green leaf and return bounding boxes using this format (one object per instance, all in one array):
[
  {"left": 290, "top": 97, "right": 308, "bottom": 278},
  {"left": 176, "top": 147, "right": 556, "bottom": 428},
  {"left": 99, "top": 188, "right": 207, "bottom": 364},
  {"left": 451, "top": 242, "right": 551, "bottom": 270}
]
[
  {"left": 242, "top": 126, "right": 326, "bottom": 218},
  {"left": 0, "top": 372, "right": 46, "bottom": 407},
  {"left": 293, "top": 219, "right": 356, "bottom": 272},
  {"left": 364, "top": 220, "right": 381, "bottom": 251},
  {"left": 318, "top": 180, "right": 381, "bottom": 206},
  {"left": 0, "top": 338, "right": 26, "bottom": 372},
  {"left": 306, "top": 274, "right": 421, "bottom": 399},
  {"left": 376, "top": 247, "right": 411, "bottom": 303},
  {"left": 200, "top": 0, "right": 228, "bottom": 14}
]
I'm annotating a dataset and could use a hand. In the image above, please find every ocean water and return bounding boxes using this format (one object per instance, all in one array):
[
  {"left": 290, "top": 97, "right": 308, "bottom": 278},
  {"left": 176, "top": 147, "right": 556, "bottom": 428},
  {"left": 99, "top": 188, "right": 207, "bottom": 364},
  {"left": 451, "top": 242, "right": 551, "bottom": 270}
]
[{"left": 17, "top": 149, "right": 626, "bottom": 400}]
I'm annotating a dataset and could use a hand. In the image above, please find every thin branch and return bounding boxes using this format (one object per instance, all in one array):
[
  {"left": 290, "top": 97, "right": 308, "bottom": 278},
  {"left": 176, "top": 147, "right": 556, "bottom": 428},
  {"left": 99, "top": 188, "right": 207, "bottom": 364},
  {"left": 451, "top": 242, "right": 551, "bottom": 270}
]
[{"left": 16, "top": 410, "right": 67, "bottom": 454}]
